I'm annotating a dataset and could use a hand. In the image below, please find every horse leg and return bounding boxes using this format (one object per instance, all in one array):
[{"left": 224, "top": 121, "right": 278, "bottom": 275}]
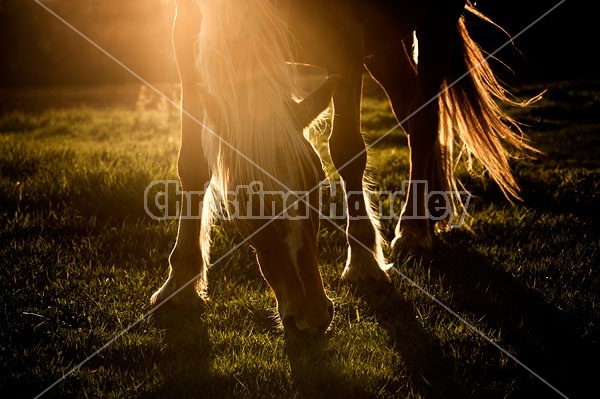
[
  {"left": 151, "top": 1, "right": 209, "bottom": 306},
  {"left": 328, "top": 66, "right": 390, "bottom": 282},
  {"left": 391, "top": 16, "right": 460, "bottom": 253},
  {"left": 365, "top": 40, "right": 417, "bottom": 127}
]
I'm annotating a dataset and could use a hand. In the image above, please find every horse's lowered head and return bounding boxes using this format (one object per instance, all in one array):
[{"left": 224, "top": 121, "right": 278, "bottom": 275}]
[
  {"left": 253, "top": 214, "right": 335, "bottom": 336},
  {"left": 218, "top": 75, "right": 339, "bottom": 335}
]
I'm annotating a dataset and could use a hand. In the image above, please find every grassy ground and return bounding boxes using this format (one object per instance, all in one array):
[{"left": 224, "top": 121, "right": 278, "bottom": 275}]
[{"left": 0, "top": 80, "right": 598, "bottom": 398}]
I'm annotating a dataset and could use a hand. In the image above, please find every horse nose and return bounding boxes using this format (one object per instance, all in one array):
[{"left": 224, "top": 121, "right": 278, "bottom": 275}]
[{"left": 282, "top": 299, "right": 334, "bottom": 335}]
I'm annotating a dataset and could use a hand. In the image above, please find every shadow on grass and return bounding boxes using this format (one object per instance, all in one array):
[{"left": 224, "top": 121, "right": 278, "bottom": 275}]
[
  {"left": 418, "top": 240, "right": 596, "bottom": 398},
  {"left": 284, "top": 333, "right": 372, "bottom": 398},
  {"left": 353, "top": 282, "right": 463, "bottom": 399},
  {"left": 145, "top": 304, "right": 213, "bottom": 399}
]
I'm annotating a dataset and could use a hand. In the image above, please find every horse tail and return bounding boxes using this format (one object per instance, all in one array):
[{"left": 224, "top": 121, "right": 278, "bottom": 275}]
[
  {"left": 436, "top": 11, "right": 540, "bottom": 218},
  {"left": 195, "top": 0, "right": 321, "bottom": 220}
]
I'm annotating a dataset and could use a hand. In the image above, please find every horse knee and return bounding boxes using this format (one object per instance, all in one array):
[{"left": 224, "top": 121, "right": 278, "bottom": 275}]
[
  {"left": 177, "top": 96, "right": 209, "bottom": 188},
  {"left": 328, "top": 128, "right": 367, "bottom": 181},
  {"left": 177, "top": 153, "right": 208, "bottom": 189},
  {"left": 325, "top": 68, "right": 366, "bottom": 178}
]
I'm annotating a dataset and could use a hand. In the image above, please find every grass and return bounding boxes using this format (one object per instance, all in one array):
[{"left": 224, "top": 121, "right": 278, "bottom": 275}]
[{"left": 0, "top": 80, "right": 598, "bottom": 398}]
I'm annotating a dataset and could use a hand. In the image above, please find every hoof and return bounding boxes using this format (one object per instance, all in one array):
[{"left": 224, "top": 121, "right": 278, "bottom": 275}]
[
  {"left": 391, "top": 231, "right": 433, "bottom": 261},
  {"left": 341, "top": 248, "right": 391, "bottom": 284},
  {"left": 150, "top": 276, "right": 206, "bottom": 309},
  {"left": 341, "top": 264, "right": 391, "bottom": 283}
]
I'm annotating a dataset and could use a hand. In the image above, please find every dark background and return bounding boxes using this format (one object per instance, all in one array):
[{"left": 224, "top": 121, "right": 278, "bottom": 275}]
[
  {"left": 0, "top": 0, "right": 596, "bottom": 88},
  {"left": 470, "top": 0, "right": 597, "bottom": 85},
  {"left": 0, "top": 0, "right": 178, "bottom": 87}
]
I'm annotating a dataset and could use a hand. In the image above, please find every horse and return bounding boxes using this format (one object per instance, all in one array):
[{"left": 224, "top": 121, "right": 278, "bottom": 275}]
[{"left": 150, "top": 0, "right": 536, "bottom": 335}]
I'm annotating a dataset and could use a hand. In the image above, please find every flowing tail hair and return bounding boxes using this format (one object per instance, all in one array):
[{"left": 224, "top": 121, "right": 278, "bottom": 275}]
[{"left": 433, "top": 8, "right": 541, "bottom": 228}]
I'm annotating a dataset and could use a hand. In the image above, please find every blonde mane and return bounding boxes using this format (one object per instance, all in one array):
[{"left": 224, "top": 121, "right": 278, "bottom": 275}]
[{"left": 195, "top": 0, "right": 320, "bottom": 219}]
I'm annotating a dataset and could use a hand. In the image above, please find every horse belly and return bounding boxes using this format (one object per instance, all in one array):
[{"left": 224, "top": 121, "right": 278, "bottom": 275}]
[
  {"left": 285, "top": 0, "right": 432, "bottom": 64},
  {"left": 362, "top": 0, "right": 433, "bottom": 55}
]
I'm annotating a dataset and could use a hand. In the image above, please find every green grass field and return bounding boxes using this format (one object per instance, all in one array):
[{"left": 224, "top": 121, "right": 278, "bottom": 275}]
[{"left": 1, "top": 80, "right": 598, "bottom": 398}]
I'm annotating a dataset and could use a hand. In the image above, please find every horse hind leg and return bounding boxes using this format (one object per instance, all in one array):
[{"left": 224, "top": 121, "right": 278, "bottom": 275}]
[
  {"left": 365, "top": 40, "right": 417, "bottom": 129},
  {"left": 365, "top": 38, "right": 438, "bottom": 255},
  {"left": 387, "top": 20, "right": 460, "bottom": 254}
]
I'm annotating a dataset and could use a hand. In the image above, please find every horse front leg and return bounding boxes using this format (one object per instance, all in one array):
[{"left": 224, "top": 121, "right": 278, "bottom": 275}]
[
  {"left": 329, "top": 67, "right": 390, "bottom": 283},
  {"left": 150, "top": 102, "right": 210, "bottom": 307},
  {"left": 151, "top": 1, "right": 209, "bottom": 306}
]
